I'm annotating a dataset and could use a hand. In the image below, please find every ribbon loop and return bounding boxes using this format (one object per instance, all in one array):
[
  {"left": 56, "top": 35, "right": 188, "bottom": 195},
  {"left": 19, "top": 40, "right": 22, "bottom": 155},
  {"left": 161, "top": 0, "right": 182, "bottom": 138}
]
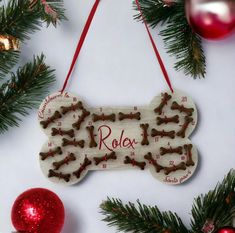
[{"left": 61, "top": 0, "right": 174, "bottom": 93}]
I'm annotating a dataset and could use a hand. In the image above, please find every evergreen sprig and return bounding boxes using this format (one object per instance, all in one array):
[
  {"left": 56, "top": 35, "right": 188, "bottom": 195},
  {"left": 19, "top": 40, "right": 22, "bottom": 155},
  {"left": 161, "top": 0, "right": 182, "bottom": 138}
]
[
  {"left": 0, "top": 0, "right": 66, "bottom": 40},
  {"left": 191, "top": 170, "right": 235, "bottom": 232},
  {"left": 0, "top": 55, "right": 55, "bottom": 133},
  {"left": 0, "top": 0, "right": 41, "bottom": 41},
  {"left": 101, "top": 170, "right": 235, "bottom": 233},
  {"left": 39, "top": 0, "right": 67, "bottom": 26},
  {"left": 134, "top": 0, "right": 206, "bottom": 78},
  {"left": 0, "top": 0, "right": 66, "bottom": 133},
  {"left": 0, "top": 0, "right": 66, "bottom": 79},
  {"left": 100, "top": 198, "right": 189, "bottom": 233},
  {"left": 0, "top": 51, "right": 19, "bottom": 78}
]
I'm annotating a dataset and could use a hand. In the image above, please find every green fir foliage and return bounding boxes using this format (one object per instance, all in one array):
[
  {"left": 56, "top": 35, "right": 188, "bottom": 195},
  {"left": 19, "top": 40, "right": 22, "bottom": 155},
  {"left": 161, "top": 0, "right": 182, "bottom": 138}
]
[
  {"left": 134, "top": 0, "right": 206, "bottom": 78},
  {"left": 0, "top": 51, "right": 19, "bottom": 78},
  {"left": 0, "top": 55, "right": 55, "bottom": 133},
  {"left": 101, "top": 170, "right": 235, "bottom": 232},
  {"left": 0, "top": 0, "right": 66, "bottom": 133},
  {"left": 191, "top": 170, "right": 235, "bottom": 232},
  {"left": 101, "top": 198, "right": 189, "bottom": 233},
  {"left": 0, "top": 0, "right": 66, "bottom": 79}
]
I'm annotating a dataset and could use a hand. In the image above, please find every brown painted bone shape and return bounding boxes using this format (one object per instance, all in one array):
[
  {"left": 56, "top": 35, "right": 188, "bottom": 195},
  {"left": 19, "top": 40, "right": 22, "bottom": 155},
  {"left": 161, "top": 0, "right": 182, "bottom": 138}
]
[
  {"left": 140, "top": 124, "right": 149, "bottom": 146},
  {"left": 157, "top": 115, "right": 179, "bottom": 125},
  {"left": 184, "top": 144, "right": 195, "bottom": 167},
  {"left": 51, "top": 128, "right": 75, "bottom": 138},
  {"left": 40, "top": 147, "right": 62, "bottom": 161},
  {"left": 160, "top": 146, "right": 183, "bottom": 156},
  {"left": 124, "top": 156, "right": 146, "bottom": 170},
  {"left": 61, "top": 101, "right": 84, "bottom": 115},
  {"left": 144, "top": 152, "right": 164, "bottom": 173},
  {"left": 73, "top": 157, "right": 92, "bottom": 179},
  {"left": 171, "top": 101, "right": 194, "bottom": 116},
  {"left": 86, "top": 126, "right": 97, "bottom": 148},
  {"left": 154, "top": 93, "right": 172, "bottom": 115},
  {"left": 151, "top": 129, "right": 175, "bottom": 139},
  {"left": 62, "top": 138, "right": 85, "bottom": 148},
  {"left": 40, "top": 111, "right": 62, "bottom": 129},
  {"left": 93, "top": 152, "right": 117, "bottom": 165},
  {"left": 119, "top": 112, "right": 141, "bottom": 121},
  {"left": 48, "top": 170, "right": 71, "bottom": 182},
  {"left": 164, "top": 162, "right": 187, "bottom": 175},
  {"left": 177, "top": 116, "right": 193, "bottom": 138},
  {"left": 72, "top": 109, "right": 90, "bottom": 130},
  {"left": 92, "top": 113, "right": 116, "bottom": 122},
  {"left": 53, "top": 153, "right": 76, "bottom": 170}
]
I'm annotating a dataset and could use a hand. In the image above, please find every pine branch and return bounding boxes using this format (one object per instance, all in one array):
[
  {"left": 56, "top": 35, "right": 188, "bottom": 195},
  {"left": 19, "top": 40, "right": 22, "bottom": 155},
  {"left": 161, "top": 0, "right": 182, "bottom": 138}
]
[
  {"left": 100, "top": 198, "right": 189, "bottom": 233},
  {"left": 134, "top": 0, "right": 206, "bottom": 78},
  {"left": 0, "top": 0, "right": 66, "bottom": 41},
  {"left": 0, "top": 54, "right": 55, "bottom": 133},
  {"left": 0, "top": 51, "right": 19, "bottom": 79},
  {"left": 159, "top": 1, "right": 206, "bottom": 78},
  {"left": 39, "top": 0, "right": 67, "bottom": 27},
  {"left": 0, "top": 0, "right": 41, "bottom": 41},
  {"left": 191, "top": 170, "right": 235, "bottom": 233},
  {"left": 0, "top": 0, "right": 65, "bottom": 79},
  {"left": 134, "top": 0, "right": 179, "bottom": 26},
  {"left": 0, "top": 0, "right": 41, "bottom": 76}
]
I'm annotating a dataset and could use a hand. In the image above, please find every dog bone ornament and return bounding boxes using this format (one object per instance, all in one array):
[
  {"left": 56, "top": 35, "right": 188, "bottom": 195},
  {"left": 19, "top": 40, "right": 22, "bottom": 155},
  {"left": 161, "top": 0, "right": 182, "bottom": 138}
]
[{"left": 38, "top": 90, "right": 198, "bottom": 185}]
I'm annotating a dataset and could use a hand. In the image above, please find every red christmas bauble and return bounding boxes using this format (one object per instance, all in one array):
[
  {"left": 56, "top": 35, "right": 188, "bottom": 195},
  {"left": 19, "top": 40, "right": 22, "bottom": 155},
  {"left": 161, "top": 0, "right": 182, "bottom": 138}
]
[
  {"left": 185, "top": 0, "right": 235, "bottom": 40},
  {"left": 11, "top": 188, "right": 65, "bottom": 233},
  {"left": 215, "top": 227, "right": 235, "bottom": 233}
]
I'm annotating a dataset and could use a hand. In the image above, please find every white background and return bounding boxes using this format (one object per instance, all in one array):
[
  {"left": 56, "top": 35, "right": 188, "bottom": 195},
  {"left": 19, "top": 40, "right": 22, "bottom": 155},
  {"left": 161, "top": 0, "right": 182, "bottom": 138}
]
[{"left": 1, "top": 0, "right": 235, "bottom": 232}]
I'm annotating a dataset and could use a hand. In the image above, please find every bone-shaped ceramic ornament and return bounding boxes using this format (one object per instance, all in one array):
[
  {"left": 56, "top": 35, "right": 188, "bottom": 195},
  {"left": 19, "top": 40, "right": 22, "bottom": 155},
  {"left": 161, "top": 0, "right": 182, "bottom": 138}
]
[{"left": 38, "top": 90, "right": 198, "bottom": 185}]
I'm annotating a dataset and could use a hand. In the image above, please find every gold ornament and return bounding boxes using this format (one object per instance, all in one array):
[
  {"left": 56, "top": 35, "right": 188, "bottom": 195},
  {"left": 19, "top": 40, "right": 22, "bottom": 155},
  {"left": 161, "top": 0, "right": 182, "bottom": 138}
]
[{"left": 0, "top": 35, "right": 20, "bottom": 51}]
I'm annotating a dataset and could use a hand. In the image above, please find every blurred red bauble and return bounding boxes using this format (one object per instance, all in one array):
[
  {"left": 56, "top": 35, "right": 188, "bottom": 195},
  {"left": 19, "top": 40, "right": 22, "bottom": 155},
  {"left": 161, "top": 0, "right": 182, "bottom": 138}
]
[
  {"left": 185, "top": 0, "right": 235, "bottom": 40},
  {"left": 215, "top": 227, "right": 235, "bottom": 233},
  {"left": 11, "top": 188, "right": 65, "bottom": 233}
]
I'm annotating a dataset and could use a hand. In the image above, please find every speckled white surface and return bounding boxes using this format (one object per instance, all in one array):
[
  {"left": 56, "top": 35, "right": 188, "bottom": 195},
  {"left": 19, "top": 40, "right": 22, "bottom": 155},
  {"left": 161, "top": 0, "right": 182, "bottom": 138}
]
[
  {"left": 1, "top": 0, "right": 235, "bottom": 232},
  {"left": 38, "top": 90, "right": 198, "bottom": 186}
]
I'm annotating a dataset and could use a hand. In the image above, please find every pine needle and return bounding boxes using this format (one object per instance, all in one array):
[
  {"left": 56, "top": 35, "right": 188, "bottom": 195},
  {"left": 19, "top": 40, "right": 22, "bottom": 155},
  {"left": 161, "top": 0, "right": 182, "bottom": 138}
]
[
  {"left": 0, "top": 55, "right": 55, "bottom": 133},
  {"left": 101, "top": 170, "right": 235, "bottom": 233},
  {"left": 191, "top": 170, "right": 235, "bottom": 232},
  {"left": 101, "top": 198, "right": 189, "bottom": 233},
  {"left": 134, "top": 0, "right": 206, "bottom": 78},
  {"left": 0, "top": 0, "right": 66, "bottom": 79}
]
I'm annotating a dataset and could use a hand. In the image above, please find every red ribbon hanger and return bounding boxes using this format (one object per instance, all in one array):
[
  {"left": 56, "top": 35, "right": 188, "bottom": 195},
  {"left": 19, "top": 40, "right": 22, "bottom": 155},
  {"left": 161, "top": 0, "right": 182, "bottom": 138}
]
[{"left": 61, "top": 0, "right": 174, "bottom": 93}]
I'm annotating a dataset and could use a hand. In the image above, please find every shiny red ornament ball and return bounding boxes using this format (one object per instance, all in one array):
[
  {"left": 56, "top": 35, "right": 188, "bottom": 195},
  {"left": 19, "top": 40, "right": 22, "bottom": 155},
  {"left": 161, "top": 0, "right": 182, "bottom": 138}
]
[
  {"left": 11, "top": 188, "right": 65, "bottom": 233},
  {"left": 185, "top": 0, "right": 235, "bottom": 40},
  {"left": 215, "top": 227, "right": 235, "bottom": 233}
]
